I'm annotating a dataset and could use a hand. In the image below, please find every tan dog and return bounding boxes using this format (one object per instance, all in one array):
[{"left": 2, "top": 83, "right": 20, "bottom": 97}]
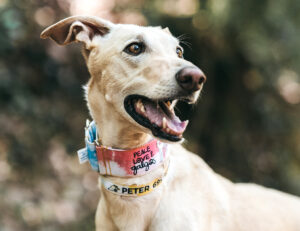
[{"left": 41, "top": 16, "right": 300, "bottom": 231}]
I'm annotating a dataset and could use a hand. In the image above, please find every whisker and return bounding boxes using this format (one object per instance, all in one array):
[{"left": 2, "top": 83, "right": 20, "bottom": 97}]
[
  {"left": 180, "top": 41, "right": 192, "bottom": 50},
  {"left": 177, "top": 34, "right": 190, "bottom": 41},
  {"left": 177, "top": 34, "right": 192, "bottom": 50}
]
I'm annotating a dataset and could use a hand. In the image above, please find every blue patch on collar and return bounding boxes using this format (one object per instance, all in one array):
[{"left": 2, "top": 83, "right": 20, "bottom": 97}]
[{"left": 83, "top": 120, "right": 99, "bottom": 171}]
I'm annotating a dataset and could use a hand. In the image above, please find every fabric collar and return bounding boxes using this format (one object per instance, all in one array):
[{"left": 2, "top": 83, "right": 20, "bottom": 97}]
[
  {"left": 101, "top": 174, "right": 163, "bottom": 197},
  {"left": 77, "top": 120, "right": 169, "bottom": 177}
]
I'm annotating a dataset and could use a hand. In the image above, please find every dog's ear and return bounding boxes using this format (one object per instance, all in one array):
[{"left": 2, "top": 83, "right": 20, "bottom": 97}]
[
  {"left": 163, "top": 27, "right": 172, "bottom": 35},
  {"left": 40, "top": 15, "right": 113, "bottom": 49}
]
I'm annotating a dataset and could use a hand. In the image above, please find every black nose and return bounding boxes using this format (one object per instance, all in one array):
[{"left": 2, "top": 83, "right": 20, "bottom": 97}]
[{"left": 175, "top": 67, "right": 206, "bottom": 92}]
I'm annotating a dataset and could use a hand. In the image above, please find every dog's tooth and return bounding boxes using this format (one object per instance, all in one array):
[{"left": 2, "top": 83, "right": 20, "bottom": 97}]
[
  {"left": 141, "top": 103, "right": 146, "bottom": 113},
  {"left": 170, "top": 100, "right": 177, "bottom": 110},
  {"left": 162, "top": 117, "right": 167, "bottom": 129},
  {"left": 169, "top": 101, "right": 174, "bottom": 109},
  {"left": 136, "top": 99, "right": 142, "bottom": 109}
]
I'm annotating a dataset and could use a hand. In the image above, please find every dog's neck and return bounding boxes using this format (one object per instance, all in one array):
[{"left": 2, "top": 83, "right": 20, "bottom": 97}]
[
  {"left": 94, "top": 114, "right": 151, "bottom": 150},
  {"left": 88, "top": 87, "right": 152, "bottom": 150},
  {"left": 98, "top": 120, "right": 151, "bottom": 149}
]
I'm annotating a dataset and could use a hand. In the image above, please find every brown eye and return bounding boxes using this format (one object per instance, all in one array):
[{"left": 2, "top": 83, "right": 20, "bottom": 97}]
[
  {"left": 176, "top": 47, "right": 183, "bottom": 58},
  {"left": 124, "top": 42, "right": 145, "bottom": 56}
]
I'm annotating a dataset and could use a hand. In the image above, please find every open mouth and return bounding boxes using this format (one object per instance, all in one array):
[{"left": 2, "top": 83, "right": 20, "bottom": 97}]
[{"left": 124, "top": 95, "right": 189, "bottom": 142}]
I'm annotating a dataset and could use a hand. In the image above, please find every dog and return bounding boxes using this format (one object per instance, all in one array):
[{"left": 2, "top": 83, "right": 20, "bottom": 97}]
[{"left": 41, "top": 16, "right": 300, "bottom": 231}]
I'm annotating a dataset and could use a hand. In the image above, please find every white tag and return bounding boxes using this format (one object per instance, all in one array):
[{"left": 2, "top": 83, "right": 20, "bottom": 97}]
[{"left": 77, "top": 148, "right": 88, "bottom": 164}]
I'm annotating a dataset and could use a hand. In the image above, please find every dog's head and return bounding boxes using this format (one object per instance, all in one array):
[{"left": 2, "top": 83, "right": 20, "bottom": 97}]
[{"left": 41, "top": 16, "right": 206, "bottom": 142}]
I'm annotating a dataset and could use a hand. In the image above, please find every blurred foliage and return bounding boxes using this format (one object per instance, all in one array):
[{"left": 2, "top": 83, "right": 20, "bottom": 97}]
[{"left": 0, "top": 0, "right": 299, "bottom": 230}]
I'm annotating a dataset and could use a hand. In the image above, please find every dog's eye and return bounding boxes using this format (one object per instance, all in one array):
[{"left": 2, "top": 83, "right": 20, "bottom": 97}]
[
  {"left": 176, "top": 47, "right": 183, "bottom": 58},
  {"left": 124, "top": 42, "right": 145, "bottom": 56}
]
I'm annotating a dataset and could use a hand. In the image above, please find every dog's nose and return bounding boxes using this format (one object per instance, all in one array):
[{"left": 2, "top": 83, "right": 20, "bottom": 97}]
[{"left": 175, "top": 67, "right": 206, "bottom": 92}]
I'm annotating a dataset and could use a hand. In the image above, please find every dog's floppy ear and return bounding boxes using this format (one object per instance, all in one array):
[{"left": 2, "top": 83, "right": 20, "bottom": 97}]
[{"left": 40, "top": 15, "right": 113, "bottom": 49}]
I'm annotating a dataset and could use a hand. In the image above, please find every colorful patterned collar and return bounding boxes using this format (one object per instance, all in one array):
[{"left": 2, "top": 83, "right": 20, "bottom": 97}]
[{"left": 77, "top": 120, "right": 169, "bottom": 177}]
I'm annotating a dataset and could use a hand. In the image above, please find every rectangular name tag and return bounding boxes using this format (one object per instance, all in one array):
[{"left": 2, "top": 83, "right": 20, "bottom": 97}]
[
  {"left": 77, "top": 148, "right": 88, "bottom": 164},
  {"left": 101, "top": 176, "right": 163, "bottom": 197}
]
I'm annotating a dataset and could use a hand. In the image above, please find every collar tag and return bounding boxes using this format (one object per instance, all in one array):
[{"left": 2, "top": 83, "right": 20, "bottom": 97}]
[{"left": 77, "top": 148, "right": 88, "bottom": 164}]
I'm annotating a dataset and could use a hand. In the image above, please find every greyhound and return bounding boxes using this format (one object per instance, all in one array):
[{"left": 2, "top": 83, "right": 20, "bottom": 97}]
[{"left": 41, "top": 15, "right": 300, "bottom": 231}]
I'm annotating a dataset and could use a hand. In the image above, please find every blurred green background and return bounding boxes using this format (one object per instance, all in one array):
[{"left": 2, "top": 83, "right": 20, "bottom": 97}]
[{"left": 0, "top": 0, "right": 300, "bottom": 230}]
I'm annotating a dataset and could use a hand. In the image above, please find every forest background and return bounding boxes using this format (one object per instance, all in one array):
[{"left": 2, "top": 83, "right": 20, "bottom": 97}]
[{"left": 0, "top": 0, "right": 299, "bottom": 230}]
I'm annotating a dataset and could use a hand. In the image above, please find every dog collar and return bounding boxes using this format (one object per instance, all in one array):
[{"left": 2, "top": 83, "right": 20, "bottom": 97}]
[
  {"left": 101, "top": 175, "right": 163, "bottom": 197},
  {"left": 77, "top": 120, "right": 169, "bottom": 177},
  {"left": 101, "top": 158, "right": 170, "bottom": 197}
]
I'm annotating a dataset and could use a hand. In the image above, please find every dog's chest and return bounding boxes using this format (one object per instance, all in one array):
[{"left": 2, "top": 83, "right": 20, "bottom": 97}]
[{"left": 148, "top": 192, "right": 210, "bottom": 231}]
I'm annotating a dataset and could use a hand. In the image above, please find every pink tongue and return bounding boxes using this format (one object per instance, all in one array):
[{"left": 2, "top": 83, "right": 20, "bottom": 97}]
[{"left": 143, "top": 101, "right": 188, "bottom": 135}]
